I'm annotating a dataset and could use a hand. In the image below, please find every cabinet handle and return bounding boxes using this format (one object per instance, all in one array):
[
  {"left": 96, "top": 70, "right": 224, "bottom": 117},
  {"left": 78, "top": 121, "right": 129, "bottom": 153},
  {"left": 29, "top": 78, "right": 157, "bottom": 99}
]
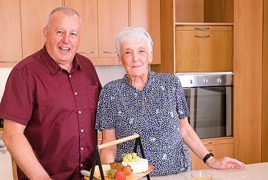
[
  {"left": 195, "top": 27, "right": 210, "bottom": 30},
  {"left": 195, "top": 35, "right": 210, "bottom": 38},
  {"left": 0, "top": 60, "right": 18, "bottom": 63},
  {"left": 78, "top": 51, "right": 95, "bottom": 54},
  {"left": 203, "top": 142, "right": 213, "bottom": 145},
  {"left": 102, "top": 51, "right": 117, "bottom": 54}
]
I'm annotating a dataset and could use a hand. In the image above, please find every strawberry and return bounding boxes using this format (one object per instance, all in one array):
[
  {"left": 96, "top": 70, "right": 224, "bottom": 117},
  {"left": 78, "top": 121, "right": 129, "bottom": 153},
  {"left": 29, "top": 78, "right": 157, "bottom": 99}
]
[
  {"left": 122, "top": 165, "right": 132, "bottom": 175},
  {"left": 115, "top": 171, "right": 126, "bottom": 180}
]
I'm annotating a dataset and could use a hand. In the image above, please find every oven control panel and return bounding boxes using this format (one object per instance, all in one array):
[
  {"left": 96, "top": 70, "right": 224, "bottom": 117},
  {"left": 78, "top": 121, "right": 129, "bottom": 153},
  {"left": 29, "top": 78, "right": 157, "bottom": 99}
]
[{"left": 175, "top": 72, "right": 233, "bottom": 87}]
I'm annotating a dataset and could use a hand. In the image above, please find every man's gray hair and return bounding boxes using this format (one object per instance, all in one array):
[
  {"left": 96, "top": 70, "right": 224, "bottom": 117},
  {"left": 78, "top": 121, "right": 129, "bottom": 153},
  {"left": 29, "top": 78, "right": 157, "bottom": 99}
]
[{"left": 46, "top": 6, "right": 82, "bottom": 28}]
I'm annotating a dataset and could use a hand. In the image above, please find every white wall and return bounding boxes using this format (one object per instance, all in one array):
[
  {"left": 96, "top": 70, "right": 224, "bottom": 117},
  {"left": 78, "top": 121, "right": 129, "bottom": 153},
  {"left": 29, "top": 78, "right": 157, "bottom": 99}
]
[{"left": 0, "top": 65, "right": 126, "bottom": 100}]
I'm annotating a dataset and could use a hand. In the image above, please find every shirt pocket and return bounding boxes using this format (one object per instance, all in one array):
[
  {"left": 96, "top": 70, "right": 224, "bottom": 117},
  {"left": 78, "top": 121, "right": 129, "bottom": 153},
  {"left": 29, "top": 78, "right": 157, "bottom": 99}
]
[{"left": 86, "top": 83, "right": 99, "bottom": 109}]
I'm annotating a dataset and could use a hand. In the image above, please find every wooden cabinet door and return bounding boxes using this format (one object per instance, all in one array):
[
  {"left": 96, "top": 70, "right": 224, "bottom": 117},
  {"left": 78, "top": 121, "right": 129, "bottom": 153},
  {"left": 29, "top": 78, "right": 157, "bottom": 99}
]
[
  {"left": 129, "top": 0, "right": 161, "bottom": 64},
  {"left": 175, "top": 26, "right": 233, "bottom": 72},
  {"left": 203, "top": 26, "right": 233, "bottom": 71},
  {"left": 64, "top": 0, "right": 98, "bottom": 59},
  {"left": 190, "top": 137, "right": 233, "bottom": 170},
  {"left": 20, "top": 0, "right": 63, "bottom": 58},
  {"left": 175, "top": 28, "right": 203, "bottom": 72},
  {"left": 98, "top": 0, "right": 128, "bottom": 58},
  {"left": 0, "top": 0, "right": 22, "bottom": 67}
]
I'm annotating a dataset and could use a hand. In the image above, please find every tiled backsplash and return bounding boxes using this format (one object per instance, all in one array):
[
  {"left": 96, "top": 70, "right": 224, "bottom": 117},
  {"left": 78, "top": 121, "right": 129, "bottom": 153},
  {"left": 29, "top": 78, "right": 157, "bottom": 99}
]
[{"left": 0, "top": 66, "right": 126, "bottom": 100}]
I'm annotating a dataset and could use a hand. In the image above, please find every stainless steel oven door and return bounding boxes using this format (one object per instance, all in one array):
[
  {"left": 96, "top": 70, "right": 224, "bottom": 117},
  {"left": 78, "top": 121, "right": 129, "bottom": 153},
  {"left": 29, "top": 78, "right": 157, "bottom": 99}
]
[{"left": 183, "top": 86, "right": 233, "bottom": 139}]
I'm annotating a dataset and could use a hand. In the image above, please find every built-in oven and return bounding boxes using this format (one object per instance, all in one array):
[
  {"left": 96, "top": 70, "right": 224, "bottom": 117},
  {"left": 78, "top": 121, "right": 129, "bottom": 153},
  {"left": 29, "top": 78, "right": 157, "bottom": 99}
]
[{"left": 176, "top": 72, "right": 233, "bottom": 139}]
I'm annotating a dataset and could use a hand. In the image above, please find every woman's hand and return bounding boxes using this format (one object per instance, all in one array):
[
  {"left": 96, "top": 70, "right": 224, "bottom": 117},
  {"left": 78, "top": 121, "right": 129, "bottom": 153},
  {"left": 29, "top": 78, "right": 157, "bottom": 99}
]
[{"left": 206, "top": 156, "right": 246, "bottom": 169}]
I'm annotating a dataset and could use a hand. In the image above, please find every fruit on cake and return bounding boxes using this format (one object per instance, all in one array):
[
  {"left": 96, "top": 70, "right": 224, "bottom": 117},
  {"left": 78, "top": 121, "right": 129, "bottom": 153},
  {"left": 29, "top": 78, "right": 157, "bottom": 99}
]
[{"left": 122, "top": 153, "right": 148, "bottom": 173}]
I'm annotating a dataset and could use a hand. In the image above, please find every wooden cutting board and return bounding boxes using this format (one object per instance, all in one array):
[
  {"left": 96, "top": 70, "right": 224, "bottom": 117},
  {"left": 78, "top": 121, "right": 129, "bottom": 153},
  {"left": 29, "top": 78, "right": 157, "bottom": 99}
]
[{"left": 84, "top": 165, "right": 154, "bottom": 180}]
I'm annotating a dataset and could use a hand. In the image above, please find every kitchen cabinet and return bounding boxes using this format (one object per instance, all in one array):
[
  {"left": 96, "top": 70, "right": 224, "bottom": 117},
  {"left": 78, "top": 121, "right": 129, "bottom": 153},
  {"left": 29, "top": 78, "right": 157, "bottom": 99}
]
[
  {"left": 151, "top": 0, "right": 234, "bottom": 74},
  {"left": 0, "top": 0, "right": 22, "bottom": 67},
  {"left": 64, "top": 0, "right": 98, "bottom": 60},
  {"left": 1, "top": 0, "right": 161, "bottom": 67},
  {"left": 20, "top": 0, "right": 63, "bottom": 58},
  {"left": 175, "top": 25, "right": 233, "bottom": 72},
  {"left": 190, "top": 137, "right": 234, "bottom": 170},
  {"left": 67, "top": 0, "right": 161, "bottom": 65}
]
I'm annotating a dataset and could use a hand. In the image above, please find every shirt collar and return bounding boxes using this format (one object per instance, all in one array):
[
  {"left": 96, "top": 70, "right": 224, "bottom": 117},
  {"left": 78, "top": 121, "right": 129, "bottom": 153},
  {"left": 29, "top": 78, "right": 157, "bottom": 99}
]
[
  {"left": 41, "top": 46, "right": 81, "bottom": 75},
  {"left": 123, "top": 71, "right": 156, "bottom": 90}
]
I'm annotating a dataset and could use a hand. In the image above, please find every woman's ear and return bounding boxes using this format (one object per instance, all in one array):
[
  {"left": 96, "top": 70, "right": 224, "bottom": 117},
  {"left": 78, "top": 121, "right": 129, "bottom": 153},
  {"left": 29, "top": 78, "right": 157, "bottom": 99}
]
[
  {"left": 148, "top": 52, "right": 153, "bottom": 64},
  {"left": 117, "top": 54, "right": 122, "bottom": 65}
]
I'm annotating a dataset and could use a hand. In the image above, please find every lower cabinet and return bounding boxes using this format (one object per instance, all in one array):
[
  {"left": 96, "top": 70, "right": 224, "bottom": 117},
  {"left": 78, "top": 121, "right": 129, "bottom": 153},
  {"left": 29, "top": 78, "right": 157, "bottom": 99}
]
[{"left": 190, "top": 137, "right": 234, "bottom": 170}]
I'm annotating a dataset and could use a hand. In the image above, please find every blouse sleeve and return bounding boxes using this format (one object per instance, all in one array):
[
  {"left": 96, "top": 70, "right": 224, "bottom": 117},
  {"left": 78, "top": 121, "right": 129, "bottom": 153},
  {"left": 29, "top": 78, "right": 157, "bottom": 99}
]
[
  {"left": 95, "top": 83, "right": 117, "bottom": 130},
  {"left": 174, "top": 75, "right": 190, "bottom": 119}
]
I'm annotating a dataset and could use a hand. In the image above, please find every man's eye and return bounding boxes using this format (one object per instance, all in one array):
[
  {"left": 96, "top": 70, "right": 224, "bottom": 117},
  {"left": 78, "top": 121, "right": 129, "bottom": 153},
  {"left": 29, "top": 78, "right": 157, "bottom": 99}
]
[
  {"left": 70, "top": 32, "right": 78, "bottom": 38},
  {"left": 56, "top": 30, "right": 64, "bottom": 35},
  {"left": 124, "top": 51, "right": 131, "bottom": 55}
]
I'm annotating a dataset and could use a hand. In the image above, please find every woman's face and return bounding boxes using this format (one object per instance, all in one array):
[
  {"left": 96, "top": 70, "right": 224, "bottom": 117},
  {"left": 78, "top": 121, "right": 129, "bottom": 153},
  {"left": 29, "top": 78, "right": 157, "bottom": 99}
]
[
  {"left": 119, "top": 38, "right": 152, "bottom": 79},
  {"left": 43, "top": 11, "right": 81, "bottom": 66}
]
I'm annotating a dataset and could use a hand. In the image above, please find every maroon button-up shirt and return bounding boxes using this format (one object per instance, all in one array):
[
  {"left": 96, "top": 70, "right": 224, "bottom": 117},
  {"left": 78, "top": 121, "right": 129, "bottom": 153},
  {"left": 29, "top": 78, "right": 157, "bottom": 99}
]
[{"left": 0, "top": 46, "right": 102, "bottom": 179}]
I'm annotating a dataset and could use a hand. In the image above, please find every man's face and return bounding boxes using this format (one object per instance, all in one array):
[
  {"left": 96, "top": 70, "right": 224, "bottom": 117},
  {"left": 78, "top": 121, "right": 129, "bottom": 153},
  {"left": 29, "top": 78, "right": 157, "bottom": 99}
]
[{"left": 43, "top": 11, "right": 81, "bottom": 66}]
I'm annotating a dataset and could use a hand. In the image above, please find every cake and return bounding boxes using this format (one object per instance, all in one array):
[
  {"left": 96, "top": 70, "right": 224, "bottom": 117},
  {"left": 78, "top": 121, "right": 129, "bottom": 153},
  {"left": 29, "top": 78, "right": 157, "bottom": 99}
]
[{"left": 122, "top": 157, "right": 148, "bottom": 173}]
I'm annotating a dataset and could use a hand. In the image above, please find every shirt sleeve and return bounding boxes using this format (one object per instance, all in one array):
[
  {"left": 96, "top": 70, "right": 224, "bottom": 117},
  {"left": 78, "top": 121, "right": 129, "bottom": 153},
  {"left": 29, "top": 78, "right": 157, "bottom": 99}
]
[{"left": 0, "top": 68, "right": 34, "bottom": 125}]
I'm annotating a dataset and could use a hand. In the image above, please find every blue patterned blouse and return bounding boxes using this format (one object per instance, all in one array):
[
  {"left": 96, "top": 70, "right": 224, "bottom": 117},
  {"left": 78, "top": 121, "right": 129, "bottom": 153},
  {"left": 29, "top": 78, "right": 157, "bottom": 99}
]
[{"left": 95, "top": 71, "right": 191, "bottom": 176}]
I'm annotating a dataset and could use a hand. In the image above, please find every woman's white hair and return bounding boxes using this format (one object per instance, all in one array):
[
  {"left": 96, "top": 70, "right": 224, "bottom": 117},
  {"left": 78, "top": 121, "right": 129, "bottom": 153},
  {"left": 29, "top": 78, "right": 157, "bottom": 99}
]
[{"left": 116, "top": 27, "right": 154, "bottom": 56}]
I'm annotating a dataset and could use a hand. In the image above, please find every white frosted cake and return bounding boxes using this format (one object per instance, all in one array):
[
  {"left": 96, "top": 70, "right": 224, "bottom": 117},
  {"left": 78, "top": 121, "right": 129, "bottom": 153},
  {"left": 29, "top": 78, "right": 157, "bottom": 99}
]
[{"left": 122, "top": 158, "right": 148, "bottom": 173}]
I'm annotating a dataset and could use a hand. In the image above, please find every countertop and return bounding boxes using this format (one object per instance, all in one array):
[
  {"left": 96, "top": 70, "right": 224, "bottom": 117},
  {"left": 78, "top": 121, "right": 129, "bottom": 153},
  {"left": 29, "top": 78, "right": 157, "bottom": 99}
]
[{"left": 143, "top": 162, "right": 268, "bottom": 180}]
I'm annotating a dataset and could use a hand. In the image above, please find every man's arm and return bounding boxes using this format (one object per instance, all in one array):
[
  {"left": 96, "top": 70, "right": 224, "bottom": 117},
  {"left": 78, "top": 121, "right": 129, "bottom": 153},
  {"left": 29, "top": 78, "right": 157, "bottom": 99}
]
[{"left": 3, "top": 120, "right": 51, "bottom": 180}]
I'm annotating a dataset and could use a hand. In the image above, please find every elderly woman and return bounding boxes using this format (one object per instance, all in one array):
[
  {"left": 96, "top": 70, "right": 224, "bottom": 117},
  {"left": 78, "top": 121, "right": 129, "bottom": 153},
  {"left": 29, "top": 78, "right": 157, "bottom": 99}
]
[{"left": 95, "top": 27, "right": 245, "bottom": 176}]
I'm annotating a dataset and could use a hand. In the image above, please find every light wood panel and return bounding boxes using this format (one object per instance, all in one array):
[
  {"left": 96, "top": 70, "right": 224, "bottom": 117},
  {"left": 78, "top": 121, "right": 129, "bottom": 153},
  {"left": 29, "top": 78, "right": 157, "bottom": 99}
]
[
  {"left": 129, "top": 0, "right": 161, "bottom": 64},
  {"left": 0, "top": 0, "right": 22, "bottom": 67},
  {"left": 98, "top": 0, "right": 128, "bottom": 58},
  {"left": 151, "top": 0, "right": 175, "bottom": 74},
  {"left": 175, "top": 0, "right": 204, "bottom": 23},
  {"left": 175, "top": 25, "right": 232, "bottom": 72},
  {"left": 20, "top": 0, "right": 63, "bottom": 58},
  {"left": 233, "top": 0, "right": 263, "bottom": 163},
  {"left": 65, "top": 0, "right": 99, "bottom": 59},
  {"left": 262, "top": 0, "right": 268, "bottom": 162}
]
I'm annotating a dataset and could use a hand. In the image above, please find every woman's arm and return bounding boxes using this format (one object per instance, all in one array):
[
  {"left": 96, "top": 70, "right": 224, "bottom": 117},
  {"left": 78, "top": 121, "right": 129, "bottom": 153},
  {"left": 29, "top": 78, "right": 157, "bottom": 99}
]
[
  {"left": 99, "top": 129, "right": 117, "bottom": 163},
  {"left": 3, "top": 120, "right": 51, "bottom": 180},
  {"left": 179, "top": 117, "right": 246, "bottom": 169}
]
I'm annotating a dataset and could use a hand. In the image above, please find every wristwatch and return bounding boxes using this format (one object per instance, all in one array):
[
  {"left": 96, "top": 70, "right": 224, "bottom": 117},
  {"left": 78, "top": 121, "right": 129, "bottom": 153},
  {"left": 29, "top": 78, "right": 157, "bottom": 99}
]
[{"left": 203, "top": 152, "right": 214, "bottom": 163}]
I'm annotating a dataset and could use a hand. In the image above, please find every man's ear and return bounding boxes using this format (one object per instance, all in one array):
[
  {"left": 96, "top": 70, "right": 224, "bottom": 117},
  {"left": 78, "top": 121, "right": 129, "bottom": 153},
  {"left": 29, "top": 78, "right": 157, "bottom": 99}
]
[{"left": 43, "top": 27, "right": 48, "bottom": 42}]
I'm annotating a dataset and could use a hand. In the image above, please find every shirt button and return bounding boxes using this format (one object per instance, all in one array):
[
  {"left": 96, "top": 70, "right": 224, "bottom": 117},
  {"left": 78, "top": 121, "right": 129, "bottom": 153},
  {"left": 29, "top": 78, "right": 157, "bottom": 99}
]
[
  {"left": 74, "top": 92, "right": 78, "bottom": 95},
  {"left": 81, "top": 129, "right": 84, "bottom": 133},
  {"left": 81, "top": 147, "right": 84, "bottom": 150},
  {"left": 69, "top": 75, "right": 72, "bottom": 78},
  {"left": 78, "top": 111, "right": 82, "bottom": 114},
  {"left": 80, "top": 164, "right": 83, "bottom": 167}
]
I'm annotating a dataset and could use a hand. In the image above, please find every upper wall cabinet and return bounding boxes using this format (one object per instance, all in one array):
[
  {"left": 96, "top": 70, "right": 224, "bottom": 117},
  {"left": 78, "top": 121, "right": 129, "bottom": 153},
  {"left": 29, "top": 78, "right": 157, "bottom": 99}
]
[
  {"left": 20, "top": 0, "right": 63, "bottom": 58},
  {"left": 0, "top": 0, "right": 22, "bottom": 67},
  {"left": 67, "top": 0, "right": 161, "bottom": 65},
  {"left": 175, "top": 0, "right": 234, "bottom": 23},
  {"left": 64, "top": 0, "right": 98, "bottom": 59},
  {"left": 1, "top": 0, "right": 161, "bottom": 67}
]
